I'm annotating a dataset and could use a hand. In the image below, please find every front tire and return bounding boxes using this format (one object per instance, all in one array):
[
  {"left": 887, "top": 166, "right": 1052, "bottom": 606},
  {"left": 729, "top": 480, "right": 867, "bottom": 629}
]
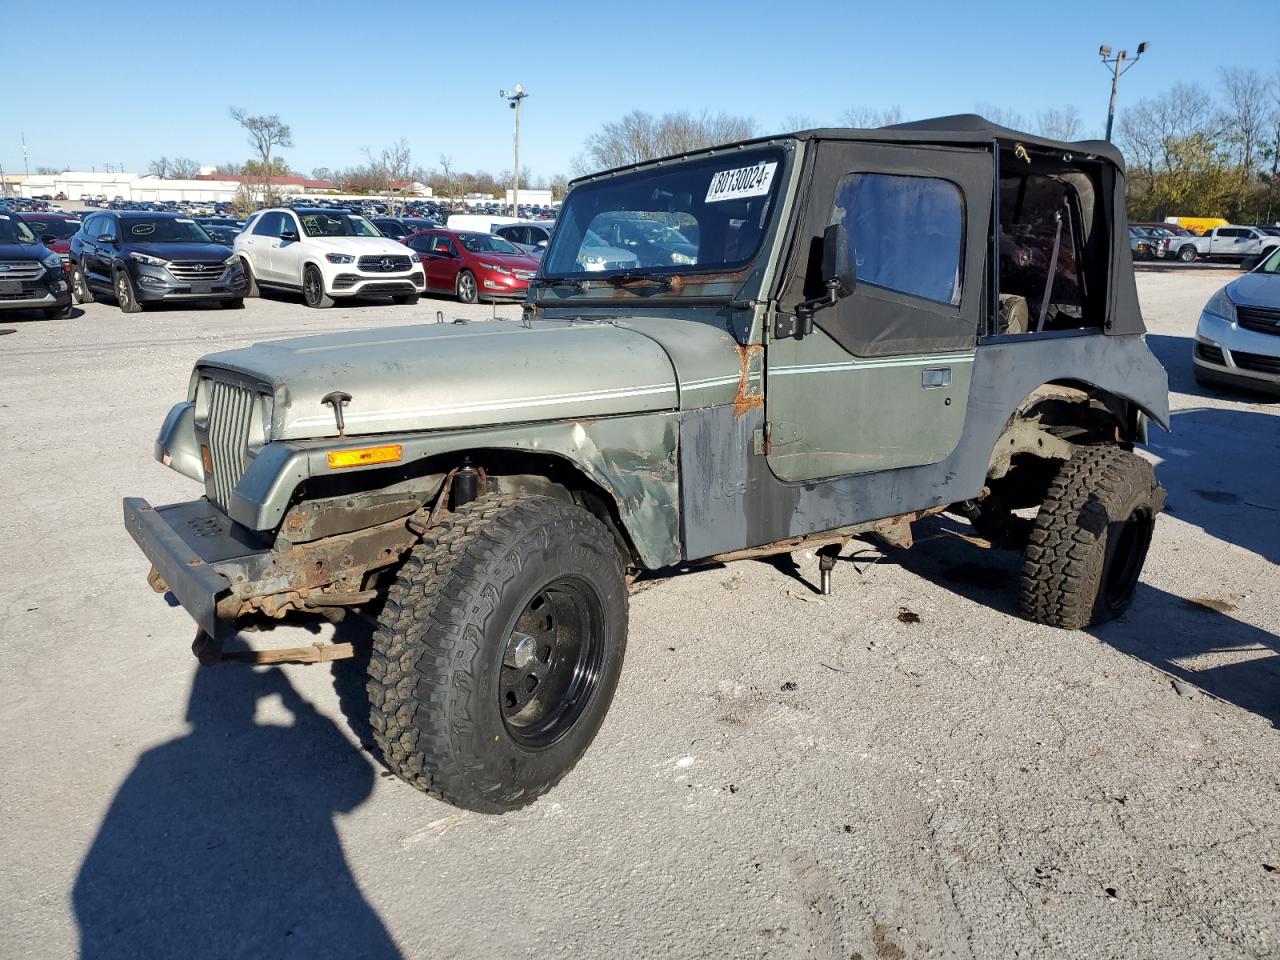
[
  {"left": 42, "top": 304, "right": 72, "bottom": 320},
  {"left": 239, "top": 258, "right": 260, "bottom": 298},
  {"left": 302, "top": 264, "right": 334, "bottom": 308},
  {"left": 70, "top": 264, "right": 93, "bottom": 304},
  {"left": 221, "top": 298, "right": 245, "bottom": 309},
  {"left": 113, "top": 268, "right": 144, "bottom": 314},
  {"left": 456, "top": 269, "right": 478, "bottom": 304},
  {"left": 1020, "top": 446, "right": 1163, "bottom": 629},
  {"left": 368, "top": 494, "right": 629, "bottom": 813},
  {"left": 392, "top": 293, "right": 419, "bottom": 306},
  {"left": 1177, "top": 246, "right": 1197, "bottom": 263}
]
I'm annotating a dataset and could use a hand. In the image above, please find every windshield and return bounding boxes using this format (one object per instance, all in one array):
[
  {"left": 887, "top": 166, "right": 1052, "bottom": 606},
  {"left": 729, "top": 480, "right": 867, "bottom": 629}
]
[
  {"left": 122, "top": 217, "right": 213, "bottom": 243},
  {"left": 0, "top": 214, "right": 38, "bottom": 244},
  {"left": 544, "top": 147, "right": 784, "bottom": 277},
  {"left": 457, "top": 232, "right": 521, "bottom": 255},
  {"left": 25, "top": 217, "right": 81, "bottom": 239},
  {"left": 1256, "top": 246, "right": 1280, "bottom": 274},
  {"left": 298, "top": 212, "right": 381, "bottom": 238}
]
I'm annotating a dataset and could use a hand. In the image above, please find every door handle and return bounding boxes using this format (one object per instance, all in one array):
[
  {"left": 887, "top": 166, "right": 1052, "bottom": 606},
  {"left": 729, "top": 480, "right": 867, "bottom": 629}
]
[{"left": 922, "top": 367, "right": 952, "bottom": 388}]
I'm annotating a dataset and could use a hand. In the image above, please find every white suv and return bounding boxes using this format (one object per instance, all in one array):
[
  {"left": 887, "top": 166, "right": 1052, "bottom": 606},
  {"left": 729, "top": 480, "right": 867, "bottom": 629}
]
[{"left": 234, "top": 207, "right": 425, "bottom": 308}]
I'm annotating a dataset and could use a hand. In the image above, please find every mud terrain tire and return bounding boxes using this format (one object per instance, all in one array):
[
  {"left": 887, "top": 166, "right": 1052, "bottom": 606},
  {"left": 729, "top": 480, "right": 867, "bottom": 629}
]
[
  {"left": 1020, "top": 445, "right": 1163, "bottom": 629},
  {"left": 368, "top": 494, "right": 628, "bottom": 813}
]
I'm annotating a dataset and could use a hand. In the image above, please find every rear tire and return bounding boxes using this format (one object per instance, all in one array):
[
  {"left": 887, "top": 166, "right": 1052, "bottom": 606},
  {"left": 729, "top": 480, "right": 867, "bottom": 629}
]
[
  {"left": 303, "top": 264, "right": 334, "bottom": 308},
  {"left": 368, "top": 494, "right": 629, "bottom": 813},
  {"left": 1020, "top": 446, "right": 1163, "bottom": 629}
]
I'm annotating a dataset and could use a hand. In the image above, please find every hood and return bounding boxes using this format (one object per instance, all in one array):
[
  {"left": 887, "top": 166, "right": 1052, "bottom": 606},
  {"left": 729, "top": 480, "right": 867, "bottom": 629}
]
[
  {"left": 198, "top": 320, "right": 681, "bottom": 440},
  {"left": 0, "top": 242, "right": 55, "bottom": 261},
  {"left": 306, "top": 236, "right": 414, "bottom": 257},
  {"left": 471, "top": 250, "right": 539, "bottom": 269},
  {"left": 1228, "top": 271, "right": 1280, "bottom": 307},
  {"left": 131, "top": 241, "right": 232, "bottom": 261}
]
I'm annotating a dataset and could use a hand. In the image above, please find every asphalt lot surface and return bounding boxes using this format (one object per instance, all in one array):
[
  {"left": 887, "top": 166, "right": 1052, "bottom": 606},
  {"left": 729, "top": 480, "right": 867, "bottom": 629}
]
[{"left": 1, "top": 274, "right": 1277, "bottom": 960}]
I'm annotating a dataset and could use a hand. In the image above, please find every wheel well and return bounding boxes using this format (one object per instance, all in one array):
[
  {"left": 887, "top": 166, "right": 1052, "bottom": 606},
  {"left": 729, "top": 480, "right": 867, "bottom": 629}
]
[
  {"left": 984, "top": 382, "right": 1134, "bottom": 510},
  {"left": 294, "top": 448, "right": 641, "bottom": 567}
]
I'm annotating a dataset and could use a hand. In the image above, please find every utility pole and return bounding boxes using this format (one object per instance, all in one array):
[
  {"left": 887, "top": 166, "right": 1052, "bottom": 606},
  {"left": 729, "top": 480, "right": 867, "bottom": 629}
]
[
  {"left": 21, "top": 130, "right": 29, "bottom": 177},
  {"left": 1099, "top": 42, "right": 1149, "bottom": 142},
  {"left": 499, "top": 84, "right": 528, "bottom": 217}
]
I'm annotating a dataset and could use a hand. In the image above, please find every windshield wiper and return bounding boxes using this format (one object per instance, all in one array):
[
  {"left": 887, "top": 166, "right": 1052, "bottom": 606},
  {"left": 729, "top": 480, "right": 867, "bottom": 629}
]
[
  {"left": 601, "top": 271, "right": 677, "bottom": 290},
  {"left": 538, "top": 277, "right": 590, "bottom": 293}
]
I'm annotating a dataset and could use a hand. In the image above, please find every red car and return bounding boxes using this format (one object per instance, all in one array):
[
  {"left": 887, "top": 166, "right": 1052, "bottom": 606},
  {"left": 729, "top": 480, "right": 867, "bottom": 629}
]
[
  {"left": 21, "top": 213, "right": 82, "bottom": 270},
  {"left": 404, "top": 229, "right": 539, "bottom": 303}
]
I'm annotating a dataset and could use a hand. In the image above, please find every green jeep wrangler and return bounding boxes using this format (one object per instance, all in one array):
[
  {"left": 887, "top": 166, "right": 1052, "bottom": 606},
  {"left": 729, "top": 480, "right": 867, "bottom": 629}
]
[{"left": 125, "top": 116, "right": 1168, "bottom": 813}]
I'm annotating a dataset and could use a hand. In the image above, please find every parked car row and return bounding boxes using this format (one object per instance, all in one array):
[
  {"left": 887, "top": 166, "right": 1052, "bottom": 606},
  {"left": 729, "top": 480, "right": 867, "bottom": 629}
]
[{"left": 1130, "top": 222, "right": 1280, "bottom": 263}]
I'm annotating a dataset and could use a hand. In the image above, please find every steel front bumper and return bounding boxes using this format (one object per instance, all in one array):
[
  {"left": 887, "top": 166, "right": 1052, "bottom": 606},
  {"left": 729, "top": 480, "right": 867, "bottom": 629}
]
[{"left": 123, "top": 497, "right": 271, "bottom": 640}]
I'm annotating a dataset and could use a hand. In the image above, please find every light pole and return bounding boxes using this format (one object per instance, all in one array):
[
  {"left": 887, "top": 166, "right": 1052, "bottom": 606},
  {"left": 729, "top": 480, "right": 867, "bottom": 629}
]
[
  {"left": 1099, "top": 42, "right": 1149, "bottom": 142},
  {"left": 499, "top": 83, "right": 528, "bottom": 217}
]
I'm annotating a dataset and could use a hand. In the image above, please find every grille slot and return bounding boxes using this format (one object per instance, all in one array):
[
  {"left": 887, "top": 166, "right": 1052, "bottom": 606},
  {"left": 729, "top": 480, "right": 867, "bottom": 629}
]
[
  {"left": 1232, "top": 350, "right": 1280, "bottom": 375},
  {"left": 1236, "top": 304, "right": 1280, "bottom": 336},
  {"left": 168, "top": 261, "right": 227, "bottom": 283},
  {"left": 357, "top": 255, "right": 412, "bottom": 273},
  {"left": 0, "top": 260, "right": 45, "bottom": 281},
  {"left": 1195, "top": 342, "right": 1226, "bottom": 365},
  {"left": 205, "top": 380, "right": 256, "bottom": 511}
]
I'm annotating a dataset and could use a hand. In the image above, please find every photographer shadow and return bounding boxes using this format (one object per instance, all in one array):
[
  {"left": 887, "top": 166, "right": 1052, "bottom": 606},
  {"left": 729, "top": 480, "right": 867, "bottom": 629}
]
[{"left": 73, "top": 664, "right": 400, "bottom": 959}]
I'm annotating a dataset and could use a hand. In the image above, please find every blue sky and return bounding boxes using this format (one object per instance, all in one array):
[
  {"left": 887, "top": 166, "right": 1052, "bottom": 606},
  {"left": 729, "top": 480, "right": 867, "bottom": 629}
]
[{"left": 2, "top": 0, "right": 1276, "bottom": 181}]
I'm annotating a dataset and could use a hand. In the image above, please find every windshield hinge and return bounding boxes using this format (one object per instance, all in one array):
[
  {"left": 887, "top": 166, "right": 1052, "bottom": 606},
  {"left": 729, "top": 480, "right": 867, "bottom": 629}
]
[
  {"left": 772, "top": 311, "right": 812, "bottom": 340},
  {"left": 752, "top": 422, "right": 771, "bottom": 456}
]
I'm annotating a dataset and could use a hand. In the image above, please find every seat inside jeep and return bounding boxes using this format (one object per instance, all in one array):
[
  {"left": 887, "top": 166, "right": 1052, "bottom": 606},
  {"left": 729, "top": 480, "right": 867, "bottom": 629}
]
[{"left": 995, "top": 146, "right": 1109, "bottom": 336}]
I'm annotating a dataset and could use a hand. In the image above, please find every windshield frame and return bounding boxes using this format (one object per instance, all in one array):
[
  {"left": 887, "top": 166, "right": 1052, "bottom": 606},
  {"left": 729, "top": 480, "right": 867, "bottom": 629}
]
[
  {"left": 542, "top": 144, "right": 788, "bottom": 282},
  {"left": 1254, "top": 245, "right": 1280, "bottom": 274}
]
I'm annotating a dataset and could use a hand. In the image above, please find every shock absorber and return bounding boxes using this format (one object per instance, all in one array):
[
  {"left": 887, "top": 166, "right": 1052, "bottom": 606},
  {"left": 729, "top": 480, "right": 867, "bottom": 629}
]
[{"left": 451, "top": 457, "right": 479, "bottom": 509}]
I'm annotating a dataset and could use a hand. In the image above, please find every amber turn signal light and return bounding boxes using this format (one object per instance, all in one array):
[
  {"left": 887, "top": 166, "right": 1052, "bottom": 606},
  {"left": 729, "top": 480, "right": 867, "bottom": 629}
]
[{"left": 327, "top": 444, "right": 403, "bottom": 469}]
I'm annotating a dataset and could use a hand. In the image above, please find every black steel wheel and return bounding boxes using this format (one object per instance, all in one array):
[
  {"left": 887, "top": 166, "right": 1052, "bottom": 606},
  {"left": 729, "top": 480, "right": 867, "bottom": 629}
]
[{"left": 369, "top": 493, "right": 628, "bottom": 813}]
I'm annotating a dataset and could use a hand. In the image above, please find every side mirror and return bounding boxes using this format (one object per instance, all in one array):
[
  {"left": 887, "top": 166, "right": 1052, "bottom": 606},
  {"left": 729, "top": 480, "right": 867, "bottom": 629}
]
[
  {"left": 820, "top": 222, "right": 855, "bottom": 298},
  {"left": 96, "top": 234, "right": 115, "bottom": 245},
  {"left": 537, "top": 239, "right": 548, "bottom": 248},
  {"left": 280, "top": 230, "right": 299, "bottom": 242}
]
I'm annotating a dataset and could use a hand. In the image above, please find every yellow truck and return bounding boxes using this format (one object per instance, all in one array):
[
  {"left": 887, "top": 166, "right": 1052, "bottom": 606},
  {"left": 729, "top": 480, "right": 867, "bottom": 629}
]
[{"left": 1163, "top": 216, "right": 1229, "bottom": 236}]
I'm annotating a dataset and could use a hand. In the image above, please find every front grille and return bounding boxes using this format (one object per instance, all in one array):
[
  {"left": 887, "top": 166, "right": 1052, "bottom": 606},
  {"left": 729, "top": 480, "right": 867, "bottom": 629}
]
[
  {"left": 354, "top": 281, "right": 417, "bottom": 294},
  {"left": 357, "top": 255, "right": 412, "bottom": 273},
  {"left": 168, "top": 261, "right": 227, "bottom": 283},
  {"left": 1196, "top": 342, "right": 1226, "bottom": 365},
  {"left": 1237, "top": 304, "right": 1280, "bottom": 336},
  {"left": 1232, "top": 350, "right": 1280, "bottom": 375},
  {"left": 0, "top": 260, "right": 45, "bottom": 281},
  {"left": 205, "top": 379, "right": 257, "bottom": 512}
]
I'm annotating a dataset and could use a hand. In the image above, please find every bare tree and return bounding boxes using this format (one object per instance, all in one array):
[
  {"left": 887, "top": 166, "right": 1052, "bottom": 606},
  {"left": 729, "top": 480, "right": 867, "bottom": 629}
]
[
  {"left": 579, "top": 111, "right": 757, "bottom": 174},
  {"left": 838, "top": 106, "right": 903, "bottom": 128},
  {"left": 148, "top": 157, "right": 171, "bottom": 178},
  {"left": 363, "top": 139, "right": 415, "bottom": 215},
  {"left": 1219, "top": 67, "right": 1271, "bottom": 213},
  {"left": 780, "top": 113, "right": 821, "bottom": 132},
  {"left": 1033, "top": 106, "right": 1083, "bottom": 141},
  {"left": 229, "top": 107, "right": 294, "bottom": 206},
  {"left": 311, "top": 167, "right": 335, "bottom": 183},
  {"left": 974, "top": 104, "right": 1027, "bottom": 131},
  {"left": 170, "top": 157, "right": 199, "bottom": 179}
]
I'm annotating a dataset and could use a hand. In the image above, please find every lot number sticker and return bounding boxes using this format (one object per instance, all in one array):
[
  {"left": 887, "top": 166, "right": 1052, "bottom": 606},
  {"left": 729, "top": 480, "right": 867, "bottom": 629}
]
[{"left": 705, "top": 161, "right": 777, "bottom": 203}]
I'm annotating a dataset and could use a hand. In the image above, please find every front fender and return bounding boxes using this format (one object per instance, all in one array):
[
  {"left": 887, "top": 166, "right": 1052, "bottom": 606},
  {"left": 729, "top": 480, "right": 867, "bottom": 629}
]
[{"left": 226, "top": 413, "right": 682, "bottom": 569}]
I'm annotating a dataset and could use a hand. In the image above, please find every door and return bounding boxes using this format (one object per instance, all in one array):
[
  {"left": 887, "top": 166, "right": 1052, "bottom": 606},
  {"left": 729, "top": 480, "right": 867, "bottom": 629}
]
[
  {"left": 271, "top": 212, "right": 306, "bottom": 284},
  {"left": 85, "top": 214, "right": 118, "bottom": 286},
  {"left": 244, "top": 212, "right": 284, "bottom": 282},
  {"left": 767, "top": 141, "right": 993, "bottom": 482},
  {"left": 420, "top": 233, "right": 461, "bottom": 291}
]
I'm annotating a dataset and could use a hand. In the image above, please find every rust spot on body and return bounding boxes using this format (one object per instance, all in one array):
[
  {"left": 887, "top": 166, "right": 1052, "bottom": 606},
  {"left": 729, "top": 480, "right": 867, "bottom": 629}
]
[{"left": 732, "top": 343, "right": 764, "bottom": 417}]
